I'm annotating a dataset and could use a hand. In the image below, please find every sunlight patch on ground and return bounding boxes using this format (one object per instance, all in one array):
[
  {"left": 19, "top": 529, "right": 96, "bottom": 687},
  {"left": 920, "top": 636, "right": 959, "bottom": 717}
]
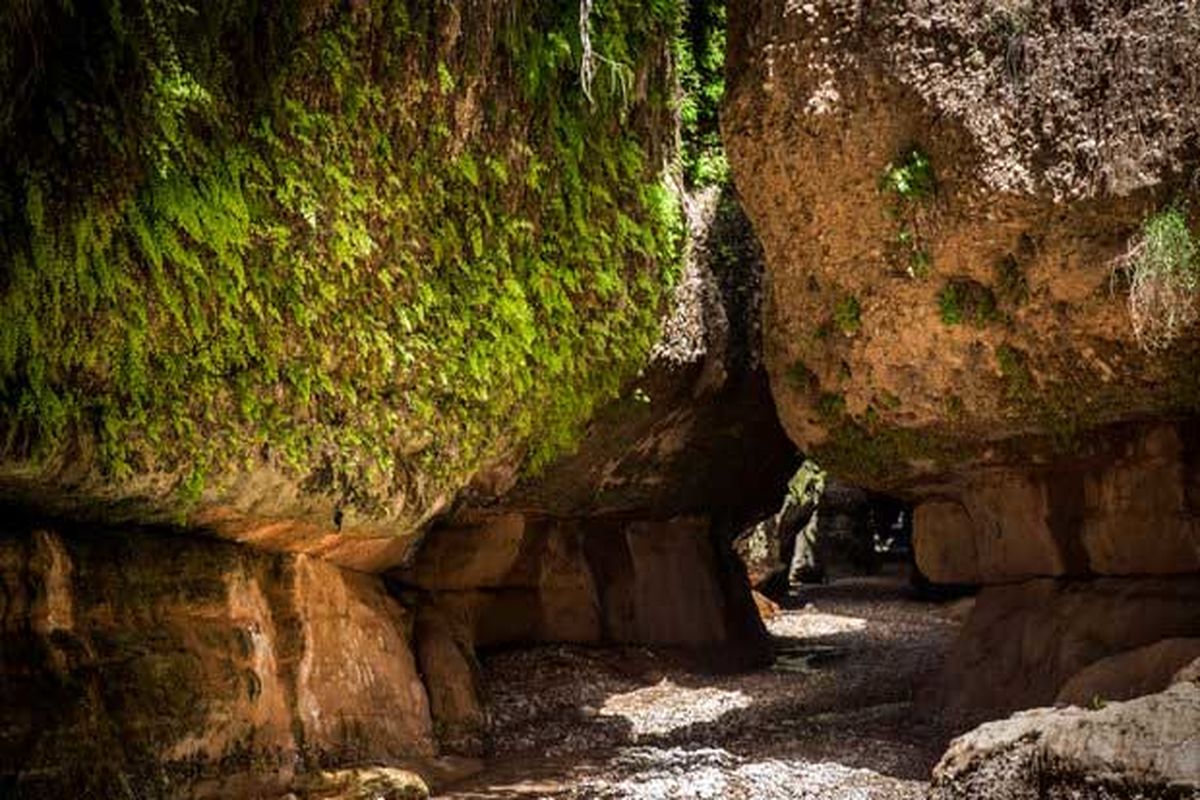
[
  {"left": 767, "top": 610, "right": 868, "bottom": 638},
  {"left": 598, "top": 680, "right": 753, "bottom": 737},
  {"left": 573, "top": 746, "right": 923, "bottom": 799}
]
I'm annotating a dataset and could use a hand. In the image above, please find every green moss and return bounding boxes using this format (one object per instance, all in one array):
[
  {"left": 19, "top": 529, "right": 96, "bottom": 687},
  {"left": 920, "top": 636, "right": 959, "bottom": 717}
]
[
  {"left": 877, "top": 391, "right": 902, "bottom": 410},
  {"left": 938, "top": 279, "right": 999, "bottom": 327},
  {"left": 0, "top": 0, "right": 684, "bottom": 515},
  {"left": 785, "top": 360, "right": 819, "bottom": 392},
  {"left": 834, "top": 295, "right": 862, "bottom": 335},
  {"left": 816, "top": 392, "right": 846, "bottom": 420},
  {"left": 995, "top": 344, "right": 1035, "bottom": 404},
  {"left": 813, "top": 417, "right": 958, "bottom": 485}
]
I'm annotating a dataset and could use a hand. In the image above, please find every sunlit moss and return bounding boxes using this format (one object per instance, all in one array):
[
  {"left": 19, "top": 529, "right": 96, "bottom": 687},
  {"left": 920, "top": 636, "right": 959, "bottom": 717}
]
[{"left": 0, "top": 0, "right": 684, "bottom": 516}]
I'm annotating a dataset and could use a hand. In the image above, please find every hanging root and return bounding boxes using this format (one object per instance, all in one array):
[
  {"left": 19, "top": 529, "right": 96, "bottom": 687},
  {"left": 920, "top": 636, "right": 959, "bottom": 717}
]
[{"left": 579, "top": 0, "right": 595, "bottom": 104}]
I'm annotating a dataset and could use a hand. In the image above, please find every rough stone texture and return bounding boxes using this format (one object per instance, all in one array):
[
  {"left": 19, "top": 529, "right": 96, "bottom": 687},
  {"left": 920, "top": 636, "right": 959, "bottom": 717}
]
[
  {"left": 0, "top": 0, "right": 682, "bottom": 570},
  {"left": 0, "top": 470, "right": 427, "bottom": 573},
  {"left": 912, "top": 423, "right": 1200, "bottom": 582},
  {"left": 1057, "top": 638, "right": 1200, "bottom": 708},
  {"left": 930, "top": 681, "right": 1200, "bottom": 800},
  {"left": 927, "top": 577, "right": 1200, "bottom": 721},
  {"left": 725, "top": 0, "right": 1200, "bottom": 493},
  {"left": 0, "top": 522, "right": 434, "bottom": 798},
  {"left": 1177, "top": 658, "right": 1200, "bottom": 686}
]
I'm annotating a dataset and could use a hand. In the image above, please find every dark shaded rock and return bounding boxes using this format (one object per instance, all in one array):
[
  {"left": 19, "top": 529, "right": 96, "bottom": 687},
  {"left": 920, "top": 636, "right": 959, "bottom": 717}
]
[
  {"left": 0, "top": 519, "right": 435, "bottom": 799},
  {"left": 925, "top": 576, "right": 1200, "bottom": 724}
]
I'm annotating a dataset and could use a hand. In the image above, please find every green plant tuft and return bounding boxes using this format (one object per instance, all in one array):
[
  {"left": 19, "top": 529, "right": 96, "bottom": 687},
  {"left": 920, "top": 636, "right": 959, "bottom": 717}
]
[
  {"left": 834, "top": 295, "right": 862, "bottom": 336},
  {"left": 1113, "top": 205, "right": 1199, "bottom": 351},
  {"left": 938, "top": 279, "right": 999, "bottom": 327},
  {"left": 881, "top": 148, "right": 936, "bottom": 278},
  {"left": 880, "top": 148, "right": 936, "bottom": 203}
]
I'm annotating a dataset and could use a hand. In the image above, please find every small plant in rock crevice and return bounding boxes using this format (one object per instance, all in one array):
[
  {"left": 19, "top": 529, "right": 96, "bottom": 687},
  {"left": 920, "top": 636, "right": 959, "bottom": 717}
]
[
  {"left": 880, "top": 149, "right": 936, "bottom": 201},
  {"left": 880, "top": 147, "right": 937, "bottom": 279},
  {"left": 1112, "top": 206, "right": 1200, "bottom": 351},
  {"left": 834, "top": 295, "right": 862, "bottom": 336},
  {"left": 938, "top": 279, "right": 1000, "bottom": 327}
]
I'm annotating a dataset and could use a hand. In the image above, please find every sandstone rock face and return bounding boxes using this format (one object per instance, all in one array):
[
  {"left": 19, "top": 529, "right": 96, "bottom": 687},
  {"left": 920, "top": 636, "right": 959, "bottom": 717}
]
[
  {"left": 913, "top": 424, "right": 1200, "bottom": 583},
  {"left": 413, "top": 606, "right": 487, "bottom": 757},
  {"left": 0, "top": 523, "right": 434, "bottom": 798},
  {"left": 402, "top": 515, "right": 766, "bottom": 653},
  {"left": 928, "top": 577, "right": 1200, "bottom": 721},
  {"left": 930, "top": 680, "right": 1200, "bottom": 800},
  {"left": 1057, "top": 638, "right": 1200, "bottom": 708},
  {"left": 725, "top": 0, "right": 1200, "bottom": 598}
]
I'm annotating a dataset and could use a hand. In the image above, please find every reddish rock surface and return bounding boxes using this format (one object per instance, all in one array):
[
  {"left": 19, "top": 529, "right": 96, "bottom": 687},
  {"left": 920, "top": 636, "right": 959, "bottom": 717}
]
[{"left": 0, "top": 522, "right": 434, "bottom": 797}]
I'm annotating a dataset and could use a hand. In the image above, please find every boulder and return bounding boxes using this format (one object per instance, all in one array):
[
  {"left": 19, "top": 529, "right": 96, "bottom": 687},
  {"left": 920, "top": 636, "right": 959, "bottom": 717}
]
[
  {"left": 1057, "top": 638, "right": 1200, "bottom": 708},
  {"left": 725, "top": 0, "right": 1200, "bottom": 493},
  {"left": 930, "top": 681, "right": 1200, "bottom": 799},
  {"left": 0, "top": 0, "right": 682, "bottom": 568},
  {"left": 927, "top": 577, "right": 1200, "bottom": 721}
]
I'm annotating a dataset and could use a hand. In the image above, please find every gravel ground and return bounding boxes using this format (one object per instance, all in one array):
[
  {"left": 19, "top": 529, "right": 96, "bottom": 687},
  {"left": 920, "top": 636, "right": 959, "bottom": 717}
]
[{"left": 438, "top": 573, "right": 963, "bottom": 800}]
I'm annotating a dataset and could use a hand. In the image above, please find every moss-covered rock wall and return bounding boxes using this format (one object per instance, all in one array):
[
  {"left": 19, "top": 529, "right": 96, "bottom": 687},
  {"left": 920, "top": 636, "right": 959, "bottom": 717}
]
[{"left": 0, "top": 0, "right": 683, "bottom": 542}]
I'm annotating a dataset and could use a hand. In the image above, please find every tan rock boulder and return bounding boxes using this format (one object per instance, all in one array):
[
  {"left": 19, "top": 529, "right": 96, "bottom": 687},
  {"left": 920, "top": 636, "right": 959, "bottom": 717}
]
[
  {"left": 413, "top": 606, "right": 487, "bottom": 756},
  {"left": 726, "top": 0, "right": 1200, "bottom": 493},
  {"left": 912, "top": 424, "right": 1200, "bottom": 583},
  {"left": 927, "top": 577, "right": 1200, "bottom": 721},
  {"left": 1057, "top": 638, "right": 1200, "bottom": 708},
  {"left": 408, "top": 515, "right": 766, "bottom": 654},
  {"left": 930, "top": 681, "right": 1200, "bottom": 799}
]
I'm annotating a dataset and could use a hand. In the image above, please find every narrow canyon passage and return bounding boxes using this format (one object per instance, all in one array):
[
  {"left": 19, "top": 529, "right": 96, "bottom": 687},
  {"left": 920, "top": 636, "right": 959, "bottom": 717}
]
[{"left": 439, "top": 568, "right": 963, "bottom": 799}]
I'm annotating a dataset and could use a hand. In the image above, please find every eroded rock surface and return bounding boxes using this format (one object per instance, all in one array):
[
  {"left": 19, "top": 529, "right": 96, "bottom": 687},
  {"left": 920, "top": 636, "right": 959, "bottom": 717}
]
[
  {"left": 1057, "top": 638, "right": 1200, "bottom": 708},
  {"left": 926, "top": 576, "right": 1200, "bottom": 722},
  {"left": 913, "top": 423, "right": 1200, "bottom": 583},
  {"left": 930, "top": 679, "right": 1200, "bottom": 800},
  {"left": 725, "top": 0, "right": 1200, "bottom": 490}
]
